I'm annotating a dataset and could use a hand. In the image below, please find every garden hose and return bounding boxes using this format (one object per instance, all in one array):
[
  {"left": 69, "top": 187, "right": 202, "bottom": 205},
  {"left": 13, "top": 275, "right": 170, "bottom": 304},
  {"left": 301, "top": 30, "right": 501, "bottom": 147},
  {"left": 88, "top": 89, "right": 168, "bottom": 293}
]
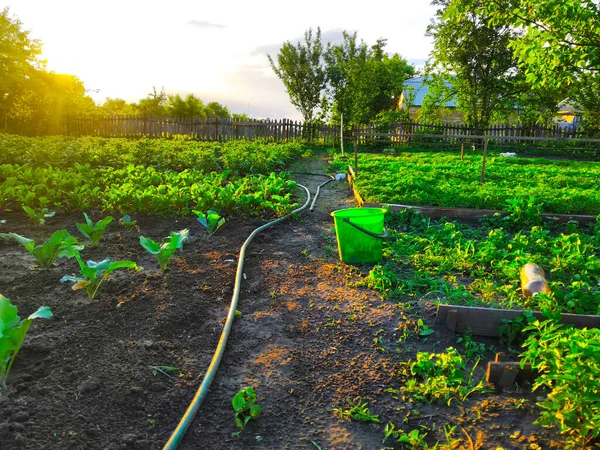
[
  {"left": 310, "top": 176, "right": 335, "bottom": 211},
  {"left": 163, "top": 184, "right": 312, "bottom": 450}
]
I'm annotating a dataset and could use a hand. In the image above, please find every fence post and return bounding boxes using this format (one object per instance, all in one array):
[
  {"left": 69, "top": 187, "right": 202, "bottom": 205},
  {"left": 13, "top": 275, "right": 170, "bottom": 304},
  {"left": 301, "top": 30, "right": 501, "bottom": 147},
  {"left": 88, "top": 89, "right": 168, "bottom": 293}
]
[{"left": 340, "top": 114, "right": 345, "bottom": 156}]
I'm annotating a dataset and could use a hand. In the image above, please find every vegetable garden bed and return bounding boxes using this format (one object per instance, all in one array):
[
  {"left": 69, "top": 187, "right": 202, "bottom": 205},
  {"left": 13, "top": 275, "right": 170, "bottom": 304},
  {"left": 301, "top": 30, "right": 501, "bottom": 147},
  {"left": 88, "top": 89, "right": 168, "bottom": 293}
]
[{"left": 0, "top": 139, "right": 592, "bottom": 448}]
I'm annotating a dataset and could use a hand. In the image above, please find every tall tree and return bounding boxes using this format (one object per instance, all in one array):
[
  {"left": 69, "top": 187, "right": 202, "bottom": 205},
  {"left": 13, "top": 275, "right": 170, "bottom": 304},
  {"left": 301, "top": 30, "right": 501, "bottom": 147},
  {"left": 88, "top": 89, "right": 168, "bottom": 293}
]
[
  {"left": 167, "top": 93, "right": 206, "bottom": 118},
  {"left": 479, "top": 0, "right": 600, "bottom": 87},
  {"left": 136, "top": 87, "right": 167, "bottom": 116},
  {"left": 205, "top": 101, "right": 230, "bottom": 119},
  {"left": 0, "top": 7, "right": 44, "bottom": 129},
  {"left": 426, "top": 0, "right": 522, "bottom": 131},
  {"left": 324, "top": 32, "right": 415, "bottom": 126},
  {"left": 268, "top": 27, "right": 326, "bottom": 123}
]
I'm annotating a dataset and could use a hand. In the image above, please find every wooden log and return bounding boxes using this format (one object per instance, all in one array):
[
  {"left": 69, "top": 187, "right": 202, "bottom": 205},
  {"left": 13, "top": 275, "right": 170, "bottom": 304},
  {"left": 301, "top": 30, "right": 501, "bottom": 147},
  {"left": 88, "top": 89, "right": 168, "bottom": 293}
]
[{"left": 437, "top": 304, "right": 600, "bottom": 337}]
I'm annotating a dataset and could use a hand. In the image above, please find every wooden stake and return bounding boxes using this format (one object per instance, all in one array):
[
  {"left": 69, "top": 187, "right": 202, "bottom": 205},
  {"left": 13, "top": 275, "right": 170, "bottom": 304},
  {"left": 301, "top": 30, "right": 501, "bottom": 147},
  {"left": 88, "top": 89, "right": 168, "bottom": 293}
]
[
  {"left": 340, "top": 114, "right": 345, "bottom": 156},
  {"left": 480, "top": 139, "right": 489, "bottom": 184},
  {"left": 353, "top": 126, "right": 358, "bottom": 176},
  {"left": 460, "top": 143, "right": 464, "bottom": 161}
]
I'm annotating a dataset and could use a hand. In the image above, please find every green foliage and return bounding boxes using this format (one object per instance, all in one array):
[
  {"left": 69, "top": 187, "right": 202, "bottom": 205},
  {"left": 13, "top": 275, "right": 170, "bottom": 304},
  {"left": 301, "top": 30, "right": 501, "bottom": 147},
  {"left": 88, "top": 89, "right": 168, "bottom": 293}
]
[
  {"left": 0, "top": 136, "right": 304, "bottom": 218},
  {"left": 60, "top": 251, "right": 141, "bottom": 300},
  {"left": 0, "top": 294, "right": 52, "bottom": 390},
  {"left": 383, "top": 423, "right": 432, "bottom": 448},
  {"left": 427, "top": 0, "right": 522, "bottom": 130},
  {"left": 503, "top": 197, "right": 543, "bottom": 228},
  {"left": 22, "top": 205, "right": 55, "bottom": 225},
  {"left": 480, "top": 0, "right": 600, "bottom": 88},
  {"left": 400, "top": 347, "right": 486, "bottom": 405},
  {"left": 232, "top": 387, "right": 262, "bottom": 434},
  {"left": 521, "top": 320, "right": 600, "bottom": 448},
  {"left": 76, "top": 212, "right": 114, "bottom": 247},
  {"left": 140, "top": 229, "right": 189, "bottom": 272},
  {"left": 119, "top": 215, "right": 138, "bottom": 232},
  {"left": 324, "top": 31, "right": 415, "bottom": 126},
  {"left": 268, "top": 27, "right": 326, "bottom": 123},
  {"left": 498, "top": 311, "right": 535, "bottom": 348},
  {"left": 332, "top": 398, "right": 381, "bottom": 423},
  {"left": 10, "top": 230, "right": 83, "bottom": 268},
  {"left": 366, "top": 206, "right": 600, "bottom": 314},
  {"left": 352, "top": 152, "right": 600, "bottom": 215},
  {"left": 193, "top": 210, "right": 225, "bottom": 236}
]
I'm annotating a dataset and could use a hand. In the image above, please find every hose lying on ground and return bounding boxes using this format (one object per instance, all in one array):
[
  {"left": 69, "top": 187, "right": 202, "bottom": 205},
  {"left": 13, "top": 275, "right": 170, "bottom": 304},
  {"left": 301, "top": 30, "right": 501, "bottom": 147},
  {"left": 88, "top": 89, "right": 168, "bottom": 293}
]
[{"left": 163, "top": 184, "right": 312, "bottom": 450}]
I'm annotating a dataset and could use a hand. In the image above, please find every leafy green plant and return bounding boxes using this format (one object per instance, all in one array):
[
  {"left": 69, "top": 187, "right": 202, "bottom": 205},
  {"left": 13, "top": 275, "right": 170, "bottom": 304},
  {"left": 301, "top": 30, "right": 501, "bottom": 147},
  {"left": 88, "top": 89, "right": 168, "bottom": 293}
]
[
  {"left": 504, "top": 197, "right": 544, "bottom": 228},
  {"left": 400, "top": 347, "right": 487, "bottom": 405},
  {"left": 119, "top": 215, "right": 139, "bottom": 232},
  {"left": 521, "top": 319, "right": 600, "bottom": 449},
  {"left": 332, "top": 398, "right": 381, "bottom": 423},
  {"left": 0, "top": 294, "right": 52, "bottom": 390},
  {"left": 22, "top": 205, "right": 55, "bottom": 225},
  {"left": 232, "top": 386, "right": 262, "bottom": 435},
  {"left": 498, "top": 311, "right": 535, "bottom": 348},
  {"left": 10, "top": 230, "right": 83, "bottom": 268},
  {"left": 60, "top": 251, "right": 141, "bottom": 300},
  {"left": 76, "top": 212, "right": 114, "bottom": 247},
  {"left": 383, "top": 423, "right": 431, "bottom": 448},
  {"left": 193, "top": 209, "right": 225, "bottom": 236},
  {"left": 140, "top": 229, "right": 189, "bottom": 272}
]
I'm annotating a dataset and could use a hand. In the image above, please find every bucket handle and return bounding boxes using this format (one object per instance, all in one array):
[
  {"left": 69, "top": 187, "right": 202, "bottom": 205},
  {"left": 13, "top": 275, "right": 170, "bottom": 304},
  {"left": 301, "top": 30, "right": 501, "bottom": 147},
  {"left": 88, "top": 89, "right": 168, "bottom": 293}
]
[{"left": 342, "top": 217, "right": 388, "bottom": 239}]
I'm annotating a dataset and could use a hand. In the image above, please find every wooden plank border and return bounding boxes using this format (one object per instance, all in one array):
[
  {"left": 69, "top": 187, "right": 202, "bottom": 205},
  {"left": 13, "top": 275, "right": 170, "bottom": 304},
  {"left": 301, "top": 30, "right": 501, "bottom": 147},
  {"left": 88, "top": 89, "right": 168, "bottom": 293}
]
[
  {"left": 358, "top": 202, "right": 596, "bottom": 225},
  {"left": 347, "top": 165, "right": 365, "bottom": 207},
  {"left": 437, "top": 304, "right": 600, "bottom": 337}
]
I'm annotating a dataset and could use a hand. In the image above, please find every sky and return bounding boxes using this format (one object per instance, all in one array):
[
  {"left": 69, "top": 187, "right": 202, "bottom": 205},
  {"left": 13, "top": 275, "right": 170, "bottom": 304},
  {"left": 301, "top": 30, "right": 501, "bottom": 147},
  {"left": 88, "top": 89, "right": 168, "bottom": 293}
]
[{"left": 2, "top": 0, "right": 437, "bottom": 120}]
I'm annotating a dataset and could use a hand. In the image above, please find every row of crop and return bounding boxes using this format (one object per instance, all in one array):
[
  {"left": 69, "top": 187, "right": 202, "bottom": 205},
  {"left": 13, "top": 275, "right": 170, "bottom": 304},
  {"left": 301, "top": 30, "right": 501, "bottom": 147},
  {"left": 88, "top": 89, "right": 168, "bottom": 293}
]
[
  {"left": 363, "top": 209, "right": 600, "bottom": 315},
  {"left": 338, "top": 152, "right": 600, "bottom": 215},
  {"left": 0, "top": 134, "right": 308, "bottom": 175},
  {"left": 0, "top": 164, "right": 298, "bottom": 217},
  {"left": 0, "top": 207, "right": 218, "bottom": 390}
]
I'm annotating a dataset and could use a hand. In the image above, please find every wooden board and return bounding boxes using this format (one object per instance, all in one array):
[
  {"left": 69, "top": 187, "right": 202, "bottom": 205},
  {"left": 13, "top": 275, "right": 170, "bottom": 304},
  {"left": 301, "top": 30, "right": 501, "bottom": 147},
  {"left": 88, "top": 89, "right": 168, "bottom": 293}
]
[
  {"left": 347, "top": 165, "right": 365, "bottom": 207},
  {"left": 361, "top": 202, "right": 596, "bottom": 225},
  {"left": 486, "top": 353, "right": 538, "bottom": 388},
  {"left": 437, "top": 304, "right": 600, "bottom": 337}
]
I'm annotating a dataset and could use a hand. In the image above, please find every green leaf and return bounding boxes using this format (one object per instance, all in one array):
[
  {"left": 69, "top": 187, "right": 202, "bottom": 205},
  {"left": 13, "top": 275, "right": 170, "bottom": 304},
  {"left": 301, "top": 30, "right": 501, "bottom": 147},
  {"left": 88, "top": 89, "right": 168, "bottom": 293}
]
[
  {"left": 140, "top": 236, "right": 161, "bottom": 254},
  {"left": 27, "top": 306, "right": 52, "bottom": 320},
  {"left": 0, "top": 295, "right": 21, "bottom": 336},
  {"left": 9, "top": 233, "right": 35, "bottom": 253}
]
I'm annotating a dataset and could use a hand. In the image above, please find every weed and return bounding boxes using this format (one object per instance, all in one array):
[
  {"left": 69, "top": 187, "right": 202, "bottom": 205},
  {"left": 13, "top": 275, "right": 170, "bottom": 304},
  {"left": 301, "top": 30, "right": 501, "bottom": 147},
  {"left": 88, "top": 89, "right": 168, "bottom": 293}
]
[
  {"left": 333, "top": 398, "right": 381, "bottom": 423},
  {"left": 400, "top": 347, "right": 487, "bottom": 405}
]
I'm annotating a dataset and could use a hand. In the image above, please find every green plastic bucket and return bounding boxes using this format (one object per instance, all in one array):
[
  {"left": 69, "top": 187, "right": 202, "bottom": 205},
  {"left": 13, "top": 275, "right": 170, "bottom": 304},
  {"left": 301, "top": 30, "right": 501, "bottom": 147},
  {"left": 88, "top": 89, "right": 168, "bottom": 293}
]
[{"left": 331, "top": 207, "right": 387, "bottom": 264}]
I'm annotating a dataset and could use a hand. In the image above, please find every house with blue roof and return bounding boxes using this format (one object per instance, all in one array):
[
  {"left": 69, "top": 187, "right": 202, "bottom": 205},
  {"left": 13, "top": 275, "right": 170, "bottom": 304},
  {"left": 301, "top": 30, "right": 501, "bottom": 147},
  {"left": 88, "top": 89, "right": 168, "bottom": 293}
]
[{"left": 399, "top": 76, "right": 464, "bottom": 122}]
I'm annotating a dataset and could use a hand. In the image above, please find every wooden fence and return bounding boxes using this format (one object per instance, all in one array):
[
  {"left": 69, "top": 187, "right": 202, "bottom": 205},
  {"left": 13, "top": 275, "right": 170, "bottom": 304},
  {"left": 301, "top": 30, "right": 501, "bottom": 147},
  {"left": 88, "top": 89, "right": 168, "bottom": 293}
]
[
  {"left": 64, "top": 116, "right": 341, "bottom": 143},
  {"left": 353, "top": 122, "right": 589, "bottom": 146},
  {"left": 11, "top": 115, "right": 598, "bottom": 147}
]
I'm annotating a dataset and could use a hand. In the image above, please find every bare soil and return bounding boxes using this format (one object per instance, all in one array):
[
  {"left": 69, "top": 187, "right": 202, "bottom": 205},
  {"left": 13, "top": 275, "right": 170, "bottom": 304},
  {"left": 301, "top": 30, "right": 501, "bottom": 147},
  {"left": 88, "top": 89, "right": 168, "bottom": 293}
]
[{"left": 0, "top": 155, "right": 565, "bottom": 449}]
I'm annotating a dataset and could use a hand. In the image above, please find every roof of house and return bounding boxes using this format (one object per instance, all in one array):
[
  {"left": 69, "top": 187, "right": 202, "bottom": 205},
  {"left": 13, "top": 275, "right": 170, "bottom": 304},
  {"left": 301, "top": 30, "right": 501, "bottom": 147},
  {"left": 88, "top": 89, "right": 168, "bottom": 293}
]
[{"left": 404, "top": 76, "right": 457, "bottom": 107}]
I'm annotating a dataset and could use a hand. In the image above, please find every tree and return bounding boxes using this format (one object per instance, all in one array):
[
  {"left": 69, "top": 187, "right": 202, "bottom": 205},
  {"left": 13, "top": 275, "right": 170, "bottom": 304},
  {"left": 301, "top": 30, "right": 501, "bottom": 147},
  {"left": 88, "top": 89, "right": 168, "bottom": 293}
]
[
  {"left": 324, "top": 32, "right": 415, "bottom": 126},
  {"left": 268, "top": 27, "right": 326, "bottom": 123},
  {"left": 479, "top": 0, "right": 600, "bottom": 87},
  {"left": 570, "top": 73, "right": 600, "bottom": 136},
  {"left": 102, "top": 98, "right": 138, "bottom": 116},
  {"left": 205, "top": 101, "right": 230, "bottom": 119},
  {"left": 426, "top": 0, "right": 523, "bottom": 132},
  {"left": 0, "top": 7, "right": 44, "bottom": 129},
  {"left": 166, "top": 93, "right": 205, "bottom": 118},
  {"left": 136, "top": 87, "right": 167, "bottom": 116}
]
